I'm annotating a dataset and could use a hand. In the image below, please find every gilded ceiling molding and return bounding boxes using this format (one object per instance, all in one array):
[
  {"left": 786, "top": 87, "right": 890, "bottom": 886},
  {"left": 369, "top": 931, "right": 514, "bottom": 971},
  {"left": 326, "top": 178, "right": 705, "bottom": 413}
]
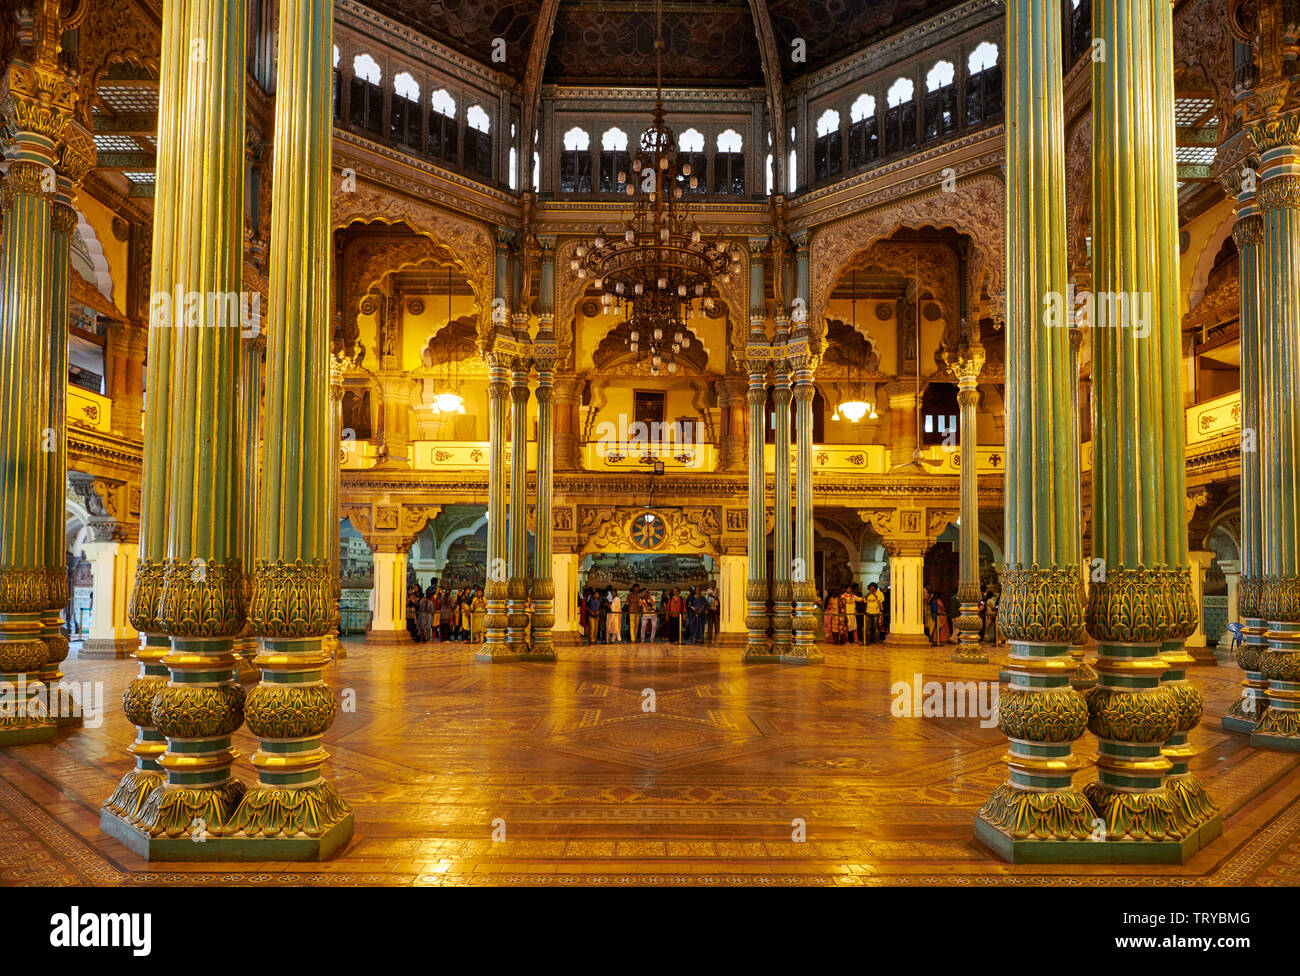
[
  {"left": 76, "top": 0, "right": 162, "bottom": 124},
  {"left": 332, "top": 174, "right": 495, "bottom": 342},
  {"left": 1172, "top": 0, "right": 1235, "bottom": 139},
  {"left": 808, "top": 174, "right": 1005, "bottom": 344}
]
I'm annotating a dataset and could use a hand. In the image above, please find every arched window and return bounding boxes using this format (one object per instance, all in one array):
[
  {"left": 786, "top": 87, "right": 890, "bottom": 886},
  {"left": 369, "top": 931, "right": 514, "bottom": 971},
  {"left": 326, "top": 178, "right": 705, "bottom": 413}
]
[
  {"left": 847, "top": 93, "right": 878, "bottom": 169},
  {"left": 349, "top": 53, "right": 384, "bottom": 135},
  {"left": 464, "top": 105, "right": 492, "bottom": 179},
  {"left": 599, "top": 127, "right": 630, "bottom": 193},
  {"left": 715, "top": 129, "right": 744, "bottom": 195},
  {"left": 813, "top": 108, "right": 842, "bottom": 183},
  {"left": 884, "top": 77, "right": 917, "bottom": 155},
  {"left": 923, "top": 60, "right": 958, "bottom": 142},
  {"left": 532, "top": 150, "right": 540, "bottom": 192},
  {"left": 765, "top": 153, "right": 773, "bottom": 196},
  {"left": 390, "top": 71, "right": 420, "bottom": 147},
  {"left": 966, "top": 42, "right": 1002, "bottom": 126},
  {"left": 427, "top": 89, "right": 458, "bottom": 163},
  {"left": 677, "top": 128, "right": 707, "bottom": 195},
  {"left": 560, "top": 127, "right": 592, "bottom": 193},
  {"left": 921, "top": 382, "right": 960, "bottom": 446}
]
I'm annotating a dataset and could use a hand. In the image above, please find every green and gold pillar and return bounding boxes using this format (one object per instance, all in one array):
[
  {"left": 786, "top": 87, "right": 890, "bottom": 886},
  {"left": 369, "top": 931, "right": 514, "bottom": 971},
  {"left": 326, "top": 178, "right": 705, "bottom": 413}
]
[
  {"left": 771, "top": 319, "right": 794, "bottom": 659},
  {"left": 1223, "top": 171, "right": 1269, "bottom": 731},
  {"left": 326, "top": 359, "right": 345, "bottom": 661},
  {"left": 789, "top": 233, "right": 821, "bottom": 663},
  {"left": 226, "top": 0, "right": 352, "bottom": 858},
  {"left": 974, "top": 0, "right": 1092, "bottom": 861},
  {"left": 947, "top": 339, "right": 987, "bottom": 665},
  {"left": 479, "top": 231, "right": 515, "bottom": 662},
  {"left": 105, "top": 0, "right": 190, "bottom": 826},
  {"left": 1082, "top": 0, "right": 1197, "bottom": 859},
  {"left": 507, "top": 326, "right": 532, "bottom": 655},
  {"left": 1148, "top": 0, "right": 1219, "bottom": 838},
  {"left": 528, "top": 237, "right": 557, "bottom": 661},
  {"left": 743, "top": 236, "right": 772, "bottom": 662},
  {"left": 130, "top": 0, "right": 251, "bottom": 852},
  {"left": 1249, "top": 102, "right": 1300, "bottom": 751},
  {"left": 0, "top": 4, "right": 77, "bottom": 746}
]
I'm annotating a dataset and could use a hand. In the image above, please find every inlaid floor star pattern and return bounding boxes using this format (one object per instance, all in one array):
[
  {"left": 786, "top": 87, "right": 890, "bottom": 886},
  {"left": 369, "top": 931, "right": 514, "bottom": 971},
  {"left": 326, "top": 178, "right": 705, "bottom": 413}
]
[{"left": 1, "top": 640, "right": 1297, "bottom": 886}]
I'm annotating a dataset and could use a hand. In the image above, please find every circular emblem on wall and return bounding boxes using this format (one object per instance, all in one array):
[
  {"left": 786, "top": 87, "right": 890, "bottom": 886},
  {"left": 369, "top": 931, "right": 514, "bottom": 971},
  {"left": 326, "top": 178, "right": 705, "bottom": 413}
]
[
  {"left": 407, "top": 298, "right": 425, "bottom": 316},
  {"left": 924, "top": 302, "right": 942, "bottom": 321},
  {"left": 360, "top": 296, "right": 378, "bottom": 316},
  {"left": 582, "top": 300, "right": 599, "bottom": 318},
  {"left": 876, "top": 303, "right": 893, "bottom": 320},
  {"left": 629, "top": 512, "right": 667, "bottom": 550}
]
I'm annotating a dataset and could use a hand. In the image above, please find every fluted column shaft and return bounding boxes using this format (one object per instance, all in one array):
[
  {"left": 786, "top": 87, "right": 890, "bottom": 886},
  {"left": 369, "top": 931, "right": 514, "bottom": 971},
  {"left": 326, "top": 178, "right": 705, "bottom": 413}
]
[
  {"left": 477, "top": 358, "right": 513, "bottom": 661},
  {"left": 771, "top": 356, "right": 794, "bottom": 658},
  {"left": 1250, "top": 108, "right": 1300, "bottom": 749},
  {"left": 0, "top": 149, "right": 57, "bottom": 745},
  {"left": 789, "top": 367, "right": 822, "bottom": 663},
  {"left": 1083, "top": 0, "right": 1201, "bottom": 846},
  {"left": 530, "top": 343, "right": 557, "bottom": 659},
  {"left": 136, "top": 0, "right": 250, "bottom": 842},
  {"left": 227, "top": 0, "right": 352, "bottom": 851},
  {"left": 1225, "top": 182, "right": 1269, "bottom": 730},
  {"left": 951, "top": 355, "right": 987, "bottom": 664},
  {"left": 507, "top": 363, "right": 531, "bottom": 651},
  {"left": 743, "top": 372, "right": 771, "bottom": 660},
  {"left": 110, "top": 0, "right": 190, "bottom": 822},
  {"left": 975, "top": 0, "right": 1092, "bottom": 857}
]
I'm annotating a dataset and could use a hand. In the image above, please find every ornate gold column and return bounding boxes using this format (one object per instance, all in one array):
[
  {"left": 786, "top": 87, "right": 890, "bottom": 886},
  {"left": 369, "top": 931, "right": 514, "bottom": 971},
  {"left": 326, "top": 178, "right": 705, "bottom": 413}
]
[
  {"left": 1249, "top": 98, "right": 1300, "bottom": 751},
  {"left": 788, "top": 360, "right": 822, "bottom": 663},
  {"left": 1223, "top": 171, "right": 1269, "bottom": 730},
  {"left": 326, "top": 359, "right": 345, "bottom": 660},
  {"left": 127, "top": 0, "right": 251, "bottom": 854},
  {"left": 742, "top": 236, "right": 773, "bottom": 662},
  {"left": 528, "top": 236, "right": 557, "bottom": 660},
  {"left": 107, "top": 0, "right": 189, "bottom": 825},
  {"left": 1148, "top": 0, "right": 1218, "bottom": 835},
  {"left": 507, "top": 343, "right": 532, "bottom": 654},
  {"left": 946, "top": 337, "right": 986, "bottom": 664},
  {"left": 225, "top": 0, "right": 352, "bottom": 857},
  {"left": 975, "top": 0, "right": 1092, "bottom": 861},
  {"left": 40, "top": 145, "right": 93, "bottom": 714},
  {"left": 771, "top": 318, "right": 794, "bottom": 658},
  {"left": 0, "top": 1, "right": 87, "bottom": 745},
  {"left": 1082, "top": 0, "right": 1214, "bottom": 857}
]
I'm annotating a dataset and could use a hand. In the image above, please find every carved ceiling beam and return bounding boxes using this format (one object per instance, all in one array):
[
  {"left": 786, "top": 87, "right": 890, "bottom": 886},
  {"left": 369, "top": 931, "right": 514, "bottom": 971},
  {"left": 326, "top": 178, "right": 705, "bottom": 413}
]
[
  {"left": 519, "top": 0, "right": 563, "bottom": 194},
  {"left": 746, "top": 0, "right": 786, "bottom": 195}
]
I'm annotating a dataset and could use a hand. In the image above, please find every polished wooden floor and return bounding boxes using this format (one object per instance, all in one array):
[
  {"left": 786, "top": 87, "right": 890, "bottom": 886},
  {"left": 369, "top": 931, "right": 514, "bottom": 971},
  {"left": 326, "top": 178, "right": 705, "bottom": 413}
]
[{"left": 2, "top": 637, "right": 1298, "bottom": 886}]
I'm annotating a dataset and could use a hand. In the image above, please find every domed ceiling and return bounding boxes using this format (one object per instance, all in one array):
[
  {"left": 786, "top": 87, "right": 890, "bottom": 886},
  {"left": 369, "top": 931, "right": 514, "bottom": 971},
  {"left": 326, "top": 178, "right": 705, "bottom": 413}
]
[{"left": 361, "top": 0, "right": 965, "bottom": 85}]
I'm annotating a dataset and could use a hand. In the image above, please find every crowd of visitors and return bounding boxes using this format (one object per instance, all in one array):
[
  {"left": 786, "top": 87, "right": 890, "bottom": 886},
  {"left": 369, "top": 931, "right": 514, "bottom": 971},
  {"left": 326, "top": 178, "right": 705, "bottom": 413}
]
[
  {"left": 579, "top": 583, "right": 720, "bottom": 644},
  {"left": 405, "top": 580, "right": 487, "bottom": 643}
]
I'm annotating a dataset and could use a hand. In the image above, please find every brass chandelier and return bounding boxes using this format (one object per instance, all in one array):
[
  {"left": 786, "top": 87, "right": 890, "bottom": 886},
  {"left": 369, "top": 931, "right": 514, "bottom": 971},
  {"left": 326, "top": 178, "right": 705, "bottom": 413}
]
[{"left": 573, "top": 0, "right": 740, "bottom": 375}]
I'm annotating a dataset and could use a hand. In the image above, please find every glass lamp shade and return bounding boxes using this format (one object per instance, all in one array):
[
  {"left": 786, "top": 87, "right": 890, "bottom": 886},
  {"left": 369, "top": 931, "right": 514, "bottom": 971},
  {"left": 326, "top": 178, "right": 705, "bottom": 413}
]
[
  {"left": 434, "top": 392, "right": 465, "bottom": 414},
  {"left": 838, "top": 400, "right": 870, "bottom": 423}
]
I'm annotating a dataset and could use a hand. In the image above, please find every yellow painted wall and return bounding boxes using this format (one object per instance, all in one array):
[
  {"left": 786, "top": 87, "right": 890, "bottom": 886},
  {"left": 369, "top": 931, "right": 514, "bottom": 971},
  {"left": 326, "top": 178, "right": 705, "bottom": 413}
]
[{"left": 76, "top": 192, "right": 129, "bottom": 316}]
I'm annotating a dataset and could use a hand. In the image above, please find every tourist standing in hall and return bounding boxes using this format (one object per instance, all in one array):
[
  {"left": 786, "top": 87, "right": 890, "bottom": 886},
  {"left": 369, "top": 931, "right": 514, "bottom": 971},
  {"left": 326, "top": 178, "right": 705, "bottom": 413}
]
[
  {"left": 586, "top": 588, "right": 603, "bottom": 644},
  {"left": 688, "top": 587, "right": 707, "bottom": 643},
  {"left": 627, "top": 585, "right": 643, "bottom": 644},
  {"left": 640, "top": 589, "right": 658, "bottom": 642},
  {"left": 471, "top": 588, "right": 486, "bottom": 643},
  {"left": 705, "top": 585, "right": 719, "bottom": 642},
  {"left": 922, "top": 586, "right": 934, "bottom": 641},
  {"left": 852, "top": 583, "right": 866, "bottom": 644},
  {"left": 607, "top": 589, "right": 622, "bottom": 643},
  {"left": 666, "top": 588, "right": 683, "bottom": 641},
  {"left": 406, "top": 584, "right": 419, "bottom": 641},
  {"left": 579, "top": 587, "right": 590, "bottom": 643},
  {"left": 863, "top": 582, "right": 883, "bottom": 645}
]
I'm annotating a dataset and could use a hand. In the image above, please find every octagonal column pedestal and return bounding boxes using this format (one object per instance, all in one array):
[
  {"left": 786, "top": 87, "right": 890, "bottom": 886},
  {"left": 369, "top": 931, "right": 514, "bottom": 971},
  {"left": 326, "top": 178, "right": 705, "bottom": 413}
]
[
  {"left": 1159, "top": 641, "right": 1222, "bottom": 843},
  {"left": 102, "top": 633, "right": 169, "bottom": 826}
]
